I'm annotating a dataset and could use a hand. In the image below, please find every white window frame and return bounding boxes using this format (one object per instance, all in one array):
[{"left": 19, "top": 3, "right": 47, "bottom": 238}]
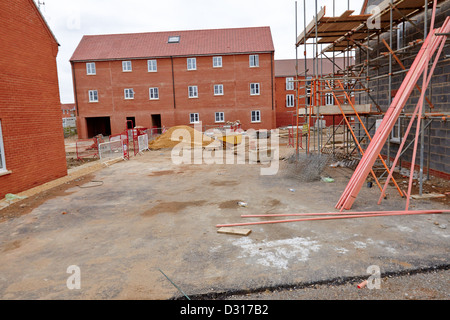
[
  {"left": 249, "top": 54, "right": 259, "bottom": 67},
  {"left": 391, "top": 118, "right": 401, "bottom": 143},
  {"left": 190, "top": 113, "right": 200, "bottom": 124},
  {"left": 187, "top": 58, "right": 197, "bottom": 70},
  {"left": 286, "top": 77, "right": 294, "bottom": 90},
  {"left": 325, "top": 80, "right": 334, "bottom": 105},
  {"left": 250, "top": 83, "right": 260, "bottom": 96},
  {"left": 188, "top": 86, "right": 198, "bottom": 98},
  {"left": 88, "top": 90, "right": 98, "bottom": 102},
  {"left": 86, "top": 62, "right": 96, "bottom": 75},
  {"left": 214, "top": 84, "right": 224, "bottom": 96},
  {"left": 122, "top": 61, "right": 132, "bottom": 72},
  {"left": 215, "top": 112, "right": 225, "bottom": 123},
  {"left": 213, "top": 56, "right": 222, "bottom": 68},
  {"left": 147, "top": 59, "right": 157, "bottom": 72},
  {"left": 325, "top": 93, "right": 334, "bottom": 106},
  {"left": 0, "top": 120, "right": 6, "bottom": 173},
  {"left": 397, "top": 22, "right": 405, "bottom": 51},
  {"left": 168, "top": 36, "right": 180, "bottom": 43},
  {"left": 286, "top": 94, "right": 295, "bottom": 107},
  {"left": 124, "top": 88, "right": 134, "bottom": 99},
  {"left": 306, "top": 77, "right": 312, "bottom": 105},
  {"left": 251, "top": 110, "right": 261, "bottom": 123},
  {"left": 149, "top": 87, "right": 159, "bottom": 100}
]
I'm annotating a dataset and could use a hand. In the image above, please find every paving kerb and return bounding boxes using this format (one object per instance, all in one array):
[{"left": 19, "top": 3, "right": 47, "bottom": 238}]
[{"left": 0, "top": 150, "right": 448, "bottom": 299}]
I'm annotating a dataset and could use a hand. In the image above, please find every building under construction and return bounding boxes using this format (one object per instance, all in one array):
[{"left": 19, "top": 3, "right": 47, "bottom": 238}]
[{"left": 294, "top": 0, "right": 450, "bottom": 202}]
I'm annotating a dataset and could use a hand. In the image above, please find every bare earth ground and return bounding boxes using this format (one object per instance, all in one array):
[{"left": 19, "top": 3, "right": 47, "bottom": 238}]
[{"left": 0, "top": 135, "right": 448, "bottom": 303}]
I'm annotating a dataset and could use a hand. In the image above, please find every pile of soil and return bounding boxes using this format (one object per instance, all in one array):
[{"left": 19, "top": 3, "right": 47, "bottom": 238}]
[
  {"left": 148, "top": 125, "right": 214, "bottom": 150},
  {"left": 392, "top": 171, "right": 450, "bottom": 206}
]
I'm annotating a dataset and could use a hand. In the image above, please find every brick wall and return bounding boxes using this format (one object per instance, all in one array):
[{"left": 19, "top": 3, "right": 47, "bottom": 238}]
[
  {"left": 356, "top": 0, "right": 450, "bottom": 178},
  {"left": 0, "top": 0, "right": 67, "bottom": 198},
  {"left": 275, "top": 75, "right": 347, "bottom": 128},
  {"left": 74, "top": 52, "right": 275, "bottom": 138},
  {"left": 275, "top": 76, "right": 299, "bottom": 127}
]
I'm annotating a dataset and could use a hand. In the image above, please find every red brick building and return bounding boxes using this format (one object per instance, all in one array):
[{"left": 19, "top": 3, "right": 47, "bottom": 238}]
[
  {"left": 274, "top": 58, "right": 347, "bottom": 128},
  {"left": 62, "top": 103, "right": 76, "bottom": 118},
  {"left": 70, "top": 27, "right": 276, "bottom": 138},
  {"left": 0, "top": 0, "right": 67, "bottom": 199}
]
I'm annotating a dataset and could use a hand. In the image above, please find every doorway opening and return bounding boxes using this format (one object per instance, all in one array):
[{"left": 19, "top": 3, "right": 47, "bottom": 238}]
[
  {"left": 126, "top": 117, "right": 135, "bottom": 129},
  {"left": 86, "top": 117, "right": 111, "bottom": 138},
  {"left": 151, "top": 114, "right": 162, "bottom": 134}
]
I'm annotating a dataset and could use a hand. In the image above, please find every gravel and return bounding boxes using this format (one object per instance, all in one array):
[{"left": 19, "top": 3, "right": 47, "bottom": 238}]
[{"left": 222, "top": 268, "right": 450, "bottom": 300}]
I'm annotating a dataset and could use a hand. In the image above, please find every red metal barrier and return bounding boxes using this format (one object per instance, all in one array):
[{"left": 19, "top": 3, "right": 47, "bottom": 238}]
[{"left": 132, "top": 127, "right": 148, "bottom": 156}]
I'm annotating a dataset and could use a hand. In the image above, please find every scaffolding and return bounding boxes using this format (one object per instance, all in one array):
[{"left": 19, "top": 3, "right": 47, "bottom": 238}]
[{"left": 294, "top": 0, "right": 449, "bottom": 200}]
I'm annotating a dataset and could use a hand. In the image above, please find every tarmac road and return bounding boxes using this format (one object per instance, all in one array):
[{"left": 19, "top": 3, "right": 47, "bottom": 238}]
[{"left": 0, "top": 149, "right": 448, "bottom": 300}]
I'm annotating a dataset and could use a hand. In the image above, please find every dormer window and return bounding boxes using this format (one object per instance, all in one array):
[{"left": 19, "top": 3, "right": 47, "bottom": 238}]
[{"left": 168, "top": 36, "right": 180, "bottom": 43}]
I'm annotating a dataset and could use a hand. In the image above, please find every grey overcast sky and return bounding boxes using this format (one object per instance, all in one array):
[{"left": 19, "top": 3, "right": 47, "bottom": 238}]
[{"left": 35, "top": 0, "right": 364, "bottom": 103}]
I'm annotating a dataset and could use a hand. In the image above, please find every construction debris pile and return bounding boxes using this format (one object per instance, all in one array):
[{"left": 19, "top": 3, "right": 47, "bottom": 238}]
[
  {"left": 281, "top": 153, "right": 331, "bottom": 182},
  {"left": 148, "top": 126, "right": 214, "bottom": 150}
]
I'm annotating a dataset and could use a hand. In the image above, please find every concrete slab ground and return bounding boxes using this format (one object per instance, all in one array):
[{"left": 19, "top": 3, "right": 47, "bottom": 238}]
[{"left": 0, "top": 147, "right": 449, "bottom": 300}]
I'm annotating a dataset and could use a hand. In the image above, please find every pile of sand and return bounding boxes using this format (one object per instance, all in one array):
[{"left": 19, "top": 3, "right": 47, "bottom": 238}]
[{"left": 148, "top": 125, "right": 214, "bottom": 150}]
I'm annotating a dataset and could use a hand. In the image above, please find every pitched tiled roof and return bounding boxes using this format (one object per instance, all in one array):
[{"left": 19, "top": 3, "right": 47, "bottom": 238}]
[
  {"left": 70, "top": 26, "right": 274, "bottom": 62},
  {"left": 275, "top": 58, "right": 350, "bottom": 77}
]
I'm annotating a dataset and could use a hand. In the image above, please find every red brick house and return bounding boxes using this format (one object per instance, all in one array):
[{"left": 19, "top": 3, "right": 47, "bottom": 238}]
[
  {"left": 62, "top": 103, "right": 76, "bottom": 118},
  {"left": 0, "top": 0, "right": 67, "bottom": 199},
  {"left": 274, "top": 58, "right": 347, "bottom": 128},
  {"left": 70, "top": 27, "right": 276, "bottom": 138}
]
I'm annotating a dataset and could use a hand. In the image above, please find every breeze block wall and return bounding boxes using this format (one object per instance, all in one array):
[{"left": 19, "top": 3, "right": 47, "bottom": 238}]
[
  {"left": 0, "top": 0, "right": 67, "bottom": 198},
  {"left": 356, "top": 0, "right": 450, "bottom": 179}
]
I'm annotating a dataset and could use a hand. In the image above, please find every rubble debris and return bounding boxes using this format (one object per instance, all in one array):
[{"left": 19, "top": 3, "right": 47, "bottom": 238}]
[{"left": 217, "top": 227, "right": 252, "bottom": 236}]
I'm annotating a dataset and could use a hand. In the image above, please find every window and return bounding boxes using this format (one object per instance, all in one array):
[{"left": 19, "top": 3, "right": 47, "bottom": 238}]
[
  {"left": 190, "top": 113, "right": 199, "bottom": 124},
  {"left": 250, "top": 83, "right": 260, "bottom": 95},
  {"left": 397, "top": 22, "right": 404, "bottom": 51},
  {"left": 149, "top": 87, "right": 159, "bottom": 100},
  {"left": 375, "top": 119, "right": 383, "bottom": 132},
  {"left": 391, "top": 118, "right": 401, "bottom": 143},
  {"left": 88, "top": 90, "right": 98, "bottom": 102},
  {"left": 325, "top": 93, "right": 334, "bottom": 106},
  {"left": 188, "top": 86, "right": 198, "bottom": 98},
  {"left": 215, "top": 112, "right": 225, "bottom": 123},
  {"left": 187, "top": 58, "right": 196, "bottom": 70},
  {"left": 249, "top": 54, "right": 259, "bottom": 67},
  {"left": 251, "top": 110, "right": 261, "bottom": 123},
  {"left": 286, "top": 94, "right": 295, "bottom": 107},
  {"left": 0, "top": 120, "right": 6, "bottom": 172},
  {"left": 286, "top": 77, "right": 294, "bottom": 90},
  {"left": 325, "top": 80, "right": 334, "bottom": 105},
  {"left": 306, "top": 77, "right": 312, "bottom": 105},
  {"left": 168, "top": 36, "right": 180, "bottom": 43},
  {"left": 122, "top": 61, "right": 132, "bottom": 72},
  {"left": 214, "top": 84, "right": 223, "bottom": 96},
  {"left": 124, "top": 88, "right": 134, "bottom": 99},
  {"left": 86, "top": 62, "right": 96, "bottom": 75},
  {"left": 148, "top": 60, "right": 157, "bottom": 72},
  {"left": 213, "top": 56, "right": 222, "bottom": 68}
]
